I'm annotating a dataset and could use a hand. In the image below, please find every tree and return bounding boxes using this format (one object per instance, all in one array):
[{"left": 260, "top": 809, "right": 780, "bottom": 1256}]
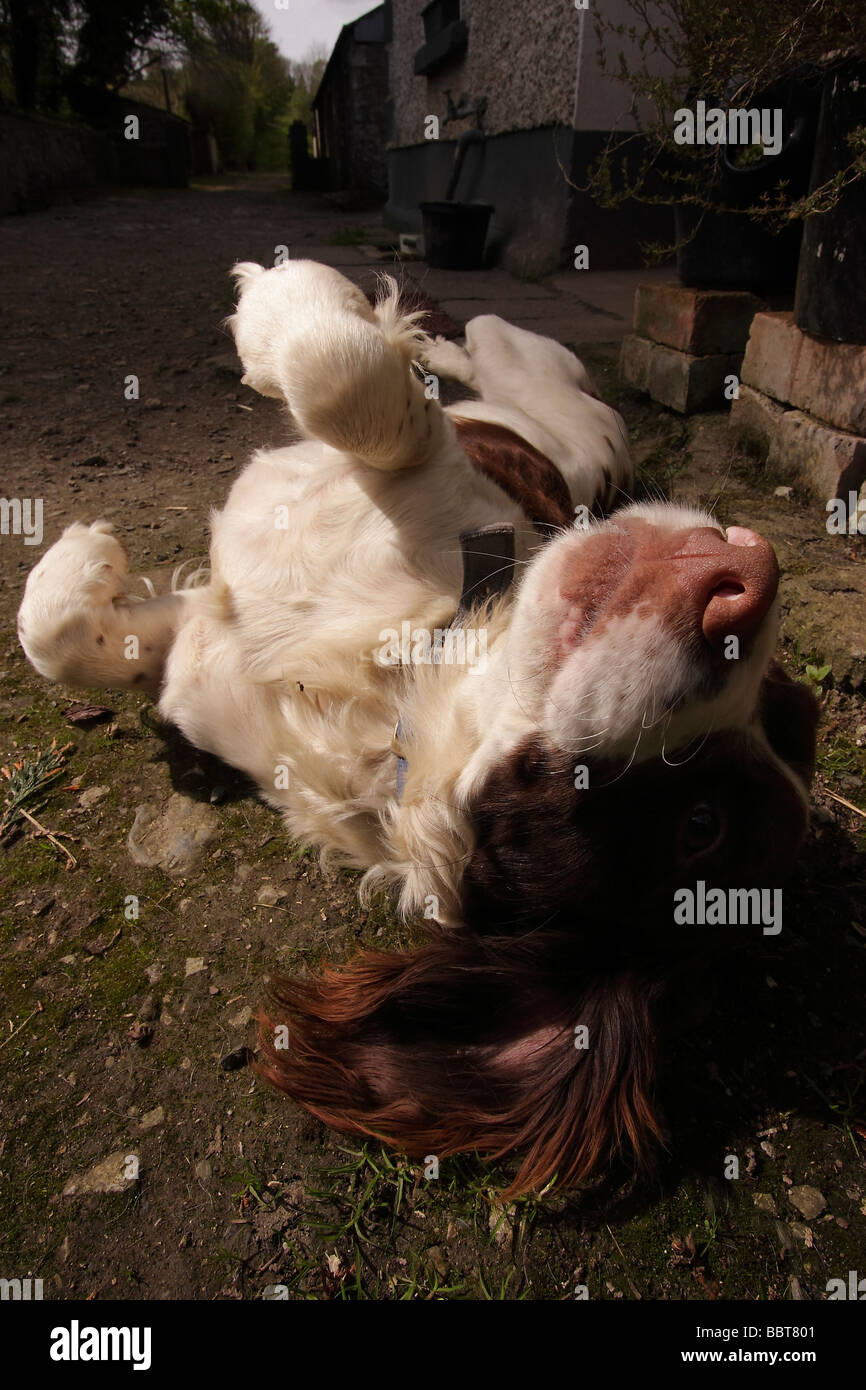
[
  {"left": 0, "top": 0, "right": 260, "bottom": 112},
  {"left": 181, "top": 8, "right": 294, "bottom": 169},
  {"left": 1, "top": 0, "right": 69, "bottom": 110},
  {"left": 285, "top": 45, "right": 327, "bottom": 152}
]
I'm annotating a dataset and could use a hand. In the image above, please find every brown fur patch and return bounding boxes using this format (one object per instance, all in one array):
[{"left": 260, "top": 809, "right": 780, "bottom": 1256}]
[{"left": 452, "top": 417, "right": 574, "bottom": 536}]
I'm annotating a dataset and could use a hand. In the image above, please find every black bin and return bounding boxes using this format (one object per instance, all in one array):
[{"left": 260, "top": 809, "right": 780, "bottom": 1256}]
[{"left": 419, "top": 201, "right": 494, "bottom": 270}]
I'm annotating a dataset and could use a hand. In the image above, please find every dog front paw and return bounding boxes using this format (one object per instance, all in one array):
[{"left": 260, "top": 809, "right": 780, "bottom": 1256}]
[{"left": 21, "top": 520, "right": 130, "bottom": 618}]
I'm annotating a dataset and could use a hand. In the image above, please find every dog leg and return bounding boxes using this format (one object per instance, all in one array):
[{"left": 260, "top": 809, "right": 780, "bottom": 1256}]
[
  {"left": 420, "top": 335, "right": 477, "bottom": 390},
  {"left": 229, "top": 260, "right": 451, "bottom": 471},
  {"left": 18, "top": 522, "right": 189, "bottom": 694}
]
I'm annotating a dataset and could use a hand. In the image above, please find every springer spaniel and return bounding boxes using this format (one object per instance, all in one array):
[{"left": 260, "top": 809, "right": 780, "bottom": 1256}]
[{"left": 18, "top": 260, "right": 818, "bottom": 1192}]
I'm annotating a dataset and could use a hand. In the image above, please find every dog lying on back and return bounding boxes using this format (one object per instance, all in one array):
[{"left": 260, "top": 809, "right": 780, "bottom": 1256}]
[{"left": 18, "top": 260, "right": 817, "bottom": 1192}]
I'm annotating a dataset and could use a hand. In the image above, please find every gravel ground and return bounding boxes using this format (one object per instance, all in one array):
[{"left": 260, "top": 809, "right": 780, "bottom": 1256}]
[{"left": 0, "top": 176, "right": 864, "bottom": 1301}]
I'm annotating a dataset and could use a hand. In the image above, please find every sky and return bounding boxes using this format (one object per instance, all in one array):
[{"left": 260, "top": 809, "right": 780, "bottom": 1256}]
[{"left": 254, "top": 0, "right": 378, "bottom": 64}]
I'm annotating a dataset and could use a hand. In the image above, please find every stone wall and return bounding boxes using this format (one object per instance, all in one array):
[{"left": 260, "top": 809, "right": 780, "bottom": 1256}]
[
  {"left": 0, "top": 101, "right": 191, "bottom": 217},
  {"left": 0, "top": 111, "right": 112, "bottom": 215}
]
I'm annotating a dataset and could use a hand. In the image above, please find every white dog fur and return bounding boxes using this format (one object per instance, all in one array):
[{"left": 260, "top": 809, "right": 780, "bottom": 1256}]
[{"left": 18, "top": 259, "right": 783, "bottom": 925}]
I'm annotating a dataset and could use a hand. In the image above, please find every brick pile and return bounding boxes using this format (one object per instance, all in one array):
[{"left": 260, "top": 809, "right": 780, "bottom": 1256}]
[
  {"left": 620, "top": 282, "right": 764, "bottom": 413},
  {"left": 730, "top": 310, "right": 866, "bottom": 513}
]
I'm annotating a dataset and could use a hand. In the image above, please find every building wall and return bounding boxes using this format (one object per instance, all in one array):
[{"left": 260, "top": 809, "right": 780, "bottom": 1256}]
[
  {"left": 385, "top": 0, "right": 675, "bottom": 271},
  {"left": 347, "top": 40, "right": 388, "bottom": 194},
  {"left": 387, "top": 125, "right": 578, "bottom": 275},
  {"left": 388, "top": 0, "right": 580, "bottom": 148},
  {"left": 314, "top": 9, "right": 388, "bottom": 196}
]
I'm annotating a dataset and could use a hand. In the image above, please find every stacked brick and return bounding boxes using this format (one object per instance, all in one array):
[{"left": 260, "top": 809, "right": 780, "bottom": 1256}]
[
  {"left": 620, "top": 283, "right": 763, "bottom": 414},
  {"left": 730, "top": 311, "right": 866, "bottom": 511}
]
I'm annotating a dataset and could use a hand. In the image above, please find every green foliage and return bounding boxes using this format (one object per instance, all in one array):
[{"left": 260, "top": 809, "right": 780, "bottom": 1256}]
[
  {"left": 0, "top": 739, "right": 71, "bottom": 840},
  {"left": 575, "top": 0, "right": 866, "bottom": 250},
  {"left": 804, "top": 661, "right": 832, "bottom": 691},
  {"left": 182, "top": 28, "right": 294, "bottom": 170},
  {"left": 0, "top": 0, "right": 287, "bottom": 145},
  {"left": 0, "top": 0, "right": 70, "bottom": 110},
  {"left": 0, "top": 0, "right": 304, "bottom": 172}
]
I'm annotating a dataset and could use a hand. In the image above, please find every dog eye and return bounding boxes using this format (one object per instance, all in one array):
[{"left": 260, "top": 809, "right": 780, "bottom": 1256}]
[{"left": 681, "top": 802, "right": 722, "bottom": 854}]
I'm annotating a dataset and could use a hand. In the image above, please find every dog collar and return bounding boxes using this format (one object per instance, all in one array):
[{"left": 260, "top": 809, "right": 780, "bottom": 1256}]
[{"left": 394, "top": 524, "right": 515, "bottom": 798}]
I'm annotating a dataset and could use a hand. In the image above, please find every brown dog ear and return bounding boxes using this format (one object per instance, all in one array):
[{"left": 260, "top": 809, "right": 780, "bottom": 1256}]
[
  {"left": 255, "top": 932, "right": 664, "bottom": 1195},
  {"left": 759, "top": 659, "right": 820, "bottom": 789}
]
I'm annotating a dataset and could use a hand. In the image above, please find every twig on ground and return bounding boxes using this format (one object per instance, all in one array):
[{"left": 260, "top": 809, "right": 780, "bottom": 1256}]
[{"left": 826, "top": 790, "right": 866, "bottom": 819}]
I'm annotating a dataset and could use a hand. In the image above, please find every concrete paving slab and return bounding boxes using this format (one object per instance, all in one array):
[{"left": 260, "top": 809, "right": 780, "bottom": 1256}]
[
  {"left": 437, "top": 299, "right": 632, "bottom": 345},
  {"left": 550, "top": 267, "right": 674, "bottom": 321},
  {"left": 289, "top": 244, "right": 374, "bottom": 267},
  {"left": 407, "top": 266, "right": 557, "bottom": 301}
]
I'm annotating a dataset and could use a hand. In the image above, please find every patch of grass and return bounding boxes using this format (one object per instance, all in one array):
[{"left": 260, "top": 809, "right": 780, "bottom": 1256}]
[
  {"left": 329, "top": 226, "right": 370, "bottom": 247},
  {"left": 394, "top": 1249, "right": 466, "bottom": 1299},
  {"left": 818, "top": 731, "right": 866, "bottom": 777},
  {"left": 0, "top": 740, "right": 77, "bottom": 866},
  {"left": 230, "top": 1165, "right": 270, "bottom": 1211},
  {"left": 307, "top": 1143, "right": 409, "bottom": 1243},
  {"left": 801, "top": 1069, "right": 863, "bottom": 1156},
  {"left": 478, "top": 1266, "right": 526, "bottom": 1300}
]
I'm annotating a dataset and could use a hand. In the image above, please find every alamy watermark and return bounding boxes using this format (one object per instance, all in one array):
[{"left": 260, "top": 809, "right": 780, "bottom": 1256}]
[
  {"left": 376, "top": 622, "right": 488, "bottom": 675},
  {"left": 0, "top": 498, "right": 43, "bottom": 546},
  {"left": 674, "top": 881, "right": 782, "bottom": 935},
  {"left": 674, "top": 101, "right": 783, "bottom": 157},
  {"left": 0, "top": 1276, "right": 43, "bottom": 1299}
]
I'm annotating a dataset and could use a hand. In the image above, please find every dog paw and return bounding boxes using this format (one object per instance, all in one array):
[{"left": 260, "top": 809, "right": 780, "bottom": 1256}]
[
  {"left": 420, "top": 335, "right": 475, "bottom": 386},
  {"left": 22, "top": 521, "right": 130, "bottom": 614}
]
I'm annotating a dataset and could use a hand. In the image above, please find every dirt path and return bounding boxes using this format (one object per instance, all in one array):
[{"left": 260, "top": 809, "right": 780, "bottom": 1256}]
[{"left": 1, "top": 178, "right": 864, "bottom": 1301}]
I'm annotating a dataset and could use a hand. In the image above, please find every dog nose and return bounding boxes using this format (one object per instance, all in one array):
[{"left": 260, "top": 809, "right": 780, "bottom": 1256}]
[{"left": 677, "top": 526, "right": 779, "bottom": 649}]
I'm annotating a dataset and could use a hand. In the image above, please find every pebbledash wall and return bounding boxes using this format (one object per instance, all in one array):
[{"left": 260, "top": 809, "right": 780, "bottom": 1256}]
[{"left": 384, "top": 0, "right": 673, "bottom": 273}]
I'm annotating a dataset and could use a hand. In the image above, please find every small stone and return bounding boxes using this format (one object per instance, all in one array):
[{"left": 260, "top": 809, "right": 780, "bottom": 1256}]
[
  {"left": 754, "top": 1193, "right": 777, "bottom": 1213},
  {"left": 137, "top": 995, "right": 159, "bottom": 1022},
  {"left": 126, "top": 1022, "right": 152, "bottom": 1046},
  {"left": 79, "top": 785, "right": 110, "bottom": 810},
  {"left": 62, "top": 1151, "right": 139, "bottom": 1196},
  {"left": 220, "top": 1045, "right": 253, "bottom": 1072},
  {"left": 185, "top": 957, "right": 206, "bottom": 977},
  {"left": 426, "top": 1245, "right": 448, "bottom": 1278},
  {"left": 229, "top": 1005, "right": 252, "bottom": 1029},
  {"left": 145, "top": 962, "right": 163, "bottom": 985},
  {"left": 205, "top": 352, "right": 241, "bottom": 376},
  {"left": 788, "top": 1186, "right": 826, "bottom": 1220},
  {"left": 195, "top": 1160, "right": 212, "bottom": 1181},
  {"left": 257, "top": 883, "right": 287, "bottom": 907},
  {"left": 760, "top": 1141, "right": 776, "bottom": 1158},
  {"left": 127, "top": 792, "right": 220, "bottom": 877},
  {"left": 774, "top": 486, "right": 794, "bottom": 498},
  {"left": 139, "top": 1106, "right": 164, "bottom": 1131},
  {"left": 488, "top": 1203, "right": 514, "bottom": 1250}
]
